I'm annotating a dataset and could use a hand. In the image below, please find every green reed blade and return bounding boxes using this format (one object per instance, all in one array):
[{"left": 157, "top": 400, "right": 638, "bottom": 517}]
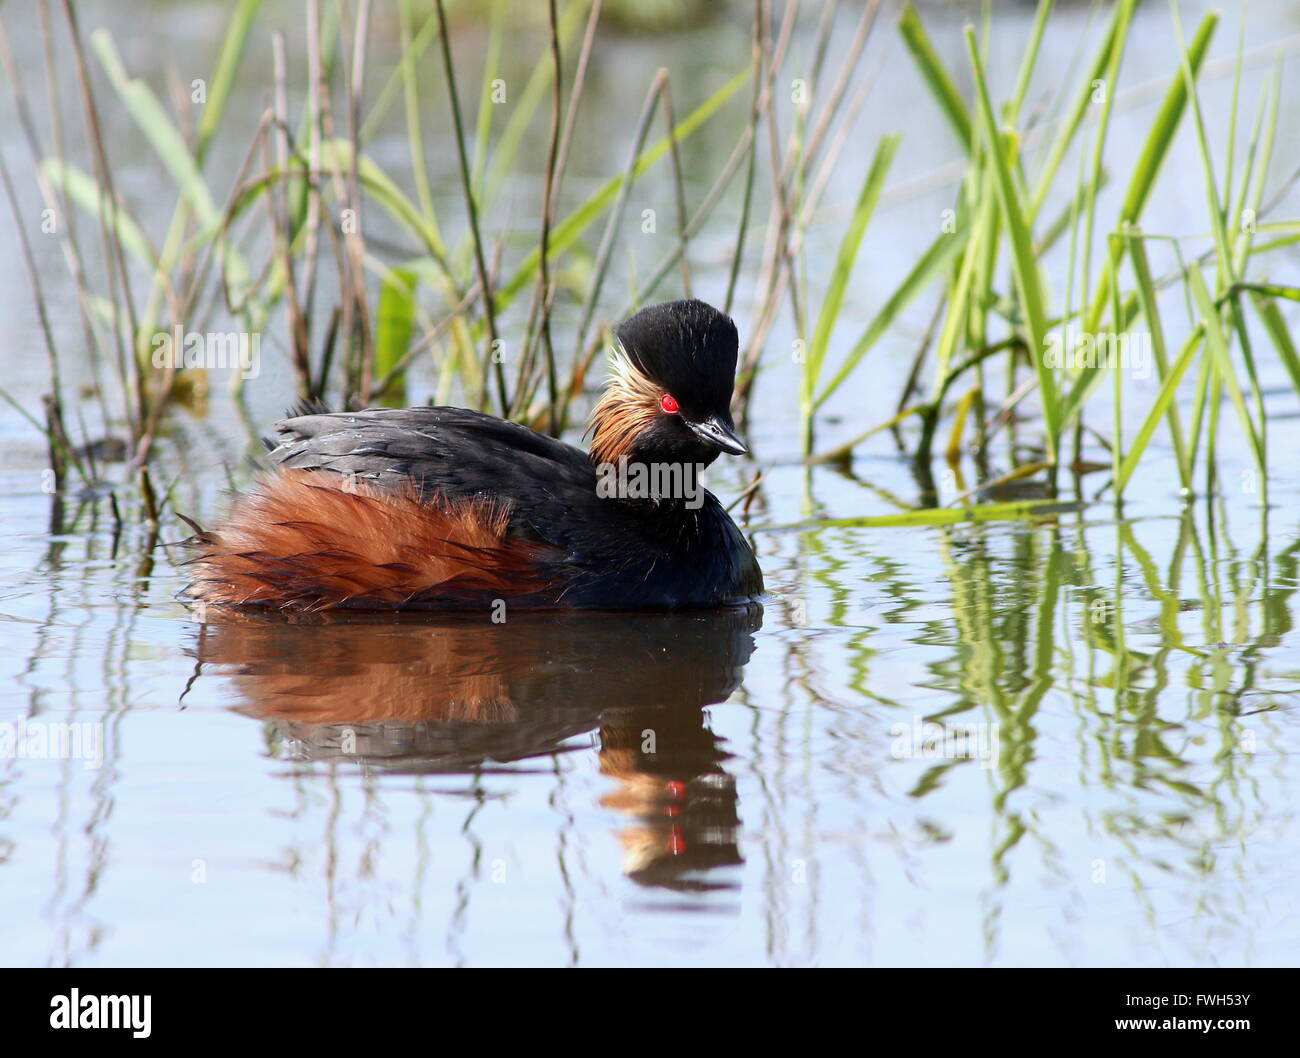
[
  {"left": 40, "top": 159, "right": 155, "bottom": 267},
  {"left": 803, "top": 133, "right": 900, "bottom": 422},
  {"left": 91, "top": 30, "right": 218, "bottom": 224},
  {"left": 1008, "top": 0, "right": 1053, "bottom": 125},
  {"left": 1079, "top": 12, "right": 1218, "bottom": 341},
  {"left": 1128, "top": 230, "right": 1190, "bottom": 491},
  {"left": 1028, "top": 0, "right": 1126, "bottom": 220},
  {"left": 1115, "top": 327, "right": 1201, "bottom": 497},
  {"left": 196, "top": 0, "right": 262, "bottom": 164},
  {"left": 375, "top": 266, "right": 417, "bottom": 405},
  {"left": 495, "top": 67, "right": 748, "bottom": 314},
  {"left": 1249, "top": 293, "right": 1300, "bottom": 395},
  {"left": 1188, "top": 264, "right": 1263, "bottom": 470},
  {"left": 965, "top": 27, "right": 1059, "bottom": 460},
  {"left": 815, "top": 224, "right": 968, "bottom": 409},
  {"left": 767, "top": 498, "right": 1084, "bottom": 532},
  {"left": 898, "top": 3, "right": 972, "bottom": 150}
]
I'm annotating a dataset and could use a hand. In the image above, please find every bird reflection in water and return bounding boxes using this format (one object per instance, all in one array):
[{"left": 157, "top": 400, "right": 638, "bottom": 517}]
[{"left": 191, "top": 605, "right": 761, "bottom": 891}]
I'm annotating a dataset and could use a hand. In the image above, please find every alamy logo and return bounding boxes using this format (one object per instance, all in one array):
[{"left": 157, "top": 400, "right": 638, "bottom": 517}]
[
  {"left": 49, "top": 990, "right": 151, "bottom": 1038},
  {"left": 1042, "top": 326, "right": 1152, "bottom": 380},
  {"left": 889, "top": 718, "right": 1000, "bottom": 769},
  {"left": 151, "top": 324, "right": 261, "bottom": 379},
  {"left": 595, "top": 456, "right": 705, "bottom": 509},
  {"left": 0, "top": 720, "right": 102, "bottom": 770}
]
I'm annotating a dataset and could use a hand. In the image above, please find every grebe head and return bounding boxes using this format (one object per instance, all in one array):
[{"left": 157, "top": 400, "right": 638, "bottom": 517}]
[{"left": 587, "top": 299, "right": 747, "bottom": 469}]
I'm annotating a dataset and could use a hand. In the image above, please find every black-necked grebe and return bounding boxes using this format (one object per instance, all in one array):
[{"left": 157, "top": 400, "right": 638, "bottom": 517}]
[{"left": 186, "top": 299, "right": 763, "bottom": 611}]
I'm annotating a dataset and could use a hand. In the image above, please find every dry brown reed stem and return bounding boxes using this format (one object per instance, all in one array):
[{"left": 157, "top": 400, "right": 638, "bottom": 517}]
[
  {"left": 60, "top": 0, "right": 144, "bottom": 444},
  {"left": 434, "top": 0, "right": 506, "bottom": 416}
]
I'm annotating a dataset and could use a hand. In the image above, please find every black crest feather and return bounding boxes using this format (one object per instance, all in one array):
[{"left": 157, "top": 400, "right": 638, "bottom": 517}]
[{"left": 615, "top": 299, "right": 738, "bottom": 417}]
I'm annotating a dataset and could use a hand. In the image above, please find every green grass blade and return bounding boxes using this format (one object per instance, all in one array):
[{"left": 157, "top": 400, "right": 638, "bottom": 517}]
[
  {"left": 1115, "top": 327, "right": 1201, "bottom": 496},
  {"left": 1188, "top": 264, "right": 1262, "bottom": 468},
  {"left": 815, "top": 224, "right": 968, "bottom": 408},
  {"left": 1121, "top": 14, "right": 1217, "bottom": 226},
  {"left": 1128, "top": 230, "right": 1190, "bottom": 490},
  {"left": 898, "top": 3, "right": 971, "bottom": 150},
  {"left": 803, "top": 133, "right": 900, "bottom": 417},
  {"left": 1081, "top": 11, "right": 1218, "bottom": 337},
  {"left": 965, "top": 27, "right": 1059, "bottom": 457},
  {"left": 322, "top": 139, "right": 448, "bottom": 263},
  {"left": 481, "top": 0, "right": 589, "bottom": 211},
  {"left": 1028, "top": 1, "right": 1125, "bottom": 219},
  {"left": 195, "top": 0, "right": 262, "bottom": 164},
  {"left": 375, "top": 266, "right": 418, "bottom": 406},
  {"left": 1170, "top": 2, "right": 1234, "bottom": 288},
  {"left": 934, "top": 189, "right": 992, "bottom": 393},
  {"left": 398, "top": 0, "right": 439, "bottom": 228},
  {"left": 40, "top": 159, "right": 155, "bottom": 266},
  {"left": 1008, "top": 0, "right": 1053, "bottom": 125},
  {"left": 90, "top": 30, "right": 218, "bottom": 224},
  {"left": 495, "top": 67, "right": 748, "bottom": 313},
  {"left": 1249, "top": 293, "right": 1300, "bottom": 395},
  {"left": 471, "top": 0, "right": 506, "bottom": 196},
  {"left": 769, "top": 498, "right": 1083, "bottom": 532}
]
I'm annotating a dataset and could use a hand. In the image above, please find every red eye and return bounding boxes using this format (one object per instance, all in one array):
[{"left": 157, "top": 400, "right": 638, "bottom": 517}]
[{"left": 659, "top": 393, "right": 680, "bottom": 414}]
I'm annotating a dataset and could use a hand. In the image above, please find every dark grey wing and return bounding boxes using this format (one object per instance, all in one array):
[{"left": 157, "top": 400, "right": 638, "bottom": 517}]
[
  {"left": 267, "top": 407, "right": 594, "bottom": 498},
  {"left": 265, "top": 407, "right": 614, "bottom": 562}
]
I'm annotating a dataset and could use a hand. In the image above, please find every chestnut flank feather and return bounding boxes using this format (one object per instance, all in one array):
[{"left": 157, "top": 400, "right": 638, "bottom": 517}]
[{"left": 187, "top": 469, "right": 554, "bottom": 611}]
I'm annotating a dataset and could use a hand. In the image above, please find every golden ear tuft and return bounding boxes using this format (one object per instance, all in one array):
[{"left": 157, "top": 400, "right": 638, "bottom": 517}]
[{"left": 586, "top": 344, "right": 661, "bottom": 465}]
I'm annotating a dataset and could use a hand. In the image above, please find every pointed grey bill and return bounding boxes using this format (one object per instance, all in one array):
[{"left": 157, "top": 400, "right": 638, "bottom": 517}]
[{"left": 687, "top": 416, "right": 748, "bottom": 455}]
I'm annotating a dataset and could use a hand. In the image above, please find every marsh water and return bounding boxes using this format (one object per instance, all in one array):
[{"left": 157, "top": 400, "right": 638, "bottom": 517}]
[{"left": 2, "top": 1, "right": 1299, "bottom": 966}]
